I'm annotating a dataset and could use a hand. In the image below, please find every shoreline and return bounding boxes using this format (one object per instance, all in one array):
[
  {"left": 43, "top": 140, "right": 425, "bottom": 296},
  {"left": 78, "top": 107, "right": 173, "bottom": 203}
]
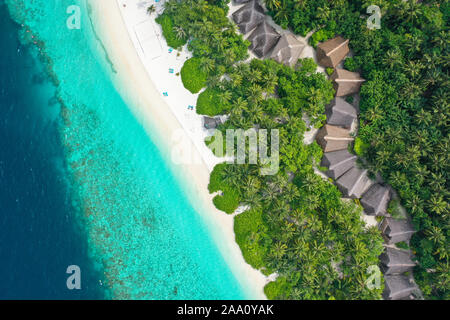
[{"left": 88, "top": 0, "right": 268, "bottom": 299}]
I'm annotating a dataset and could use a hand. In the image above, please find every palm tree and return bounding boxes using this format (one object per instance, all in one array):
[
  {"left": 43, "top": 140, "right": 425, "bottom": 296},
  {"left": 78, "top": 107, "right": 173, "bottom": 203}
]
[
  {"left": 272, "top": 242, "right": 288, "bottom": 260},
  {"left": 389, "top": 171, "right": 405, "bottom": 189},
  {"left": 366, "top": 105, "right": 382, "bottom": 122},
  {"left": 243, "top": 176, "right": 260, "bottom": 195},
  {"left": 146, "top": 5, "right": 156, "bottom": 16},
  {"left": 274, "top": 5, "right": 290, "bottom": 22},
  {"left": 265, "top": 0, "right": 281, "bottom": 10},
  {"left": 432, "top": 88, "right": 449, "bottom": 109},
  {"left": 311, "top": 241, "right": 328, "bottom": 261},
  {"left": 405, "top": 34, "right": 423, "bottom": 55},
  {"left": 195, "top": 0, "right": 209, "bottom": 14},
  {"left": 245, "top": 192, "right": 263, "bottom": 210},
  {"left": 316, "top": 6, "right": 331, "bottom": 22},
  {"left": 262, "top": 185, "right": 278, "bottom": 205},
  {"left": 248, "top": 104, "right": 265, "bottom": 124},
  {"left": 403, "top": 60, "right": 424, "bottom": 79},
  {"left": 435, "top": 263, "right": 450, "bottom": 291},
  {"left": 248, "top": 69, "right": 262, "bottom": 84},
  {"left": 383, "top": 50, "right": 403, "bottom": 69},
  {"left": 263, "top": 72, "right": 278, "bottom": 94},
  {"left": 173, "top": 26, "right": 186, "bottom": 40},
  {"left": 218, "top": 91, "right": 232, "bottom": 105},
  {"left": 273, "top": 199, "right": 291, "bottom": 218},
  {"left": 247, "top": 84, "right": 263, "bottom": 104},
  {"left": 403, "top": 0, "right": 422, "bottom": 25},
  {"left": 423, "top": 69, "right": 442, "bottom": 88},
  {"left": 206, "top": 75, "right": 221, "bottom": 89},
  {"left": 401, "top": 82, "right": 421, "bottom": 100},
  {"left": 230, "top": 73, "right": 243, "bottom": 88},
  {"left": 293, "top": 0, "right": 307, "bottom": 10},
  {"left": 284, "top": 184, "right": 300, "bottom": 202},
  {"left": 222, "top": 165, "right": 241, "bottom": 188},
  {"left": 234, "top": 63, "right": 250, "bottom": 77},
  {"left": 428, "top": 172, "right": 445, "bottom": 191},
  {"left": 376, "top": 150, "right": 390, "bottom": 165},
  {"left": 415, "top": 109, "right": 432, "bottom": 126},
  {"left": 200, "top": 58, "right": 215, "bottom": 74},
  {"left": 163, "top": 1, "right": 178, "bottom": 14},
  {"left": 405, "top": 194, "right": 423, "bottom": 215},
  {"left": 427, "top": 195, "right": 447, "bottom": 216},
  {"left": 425, "top": 226, "right": 445, "bottom": 245},
  {"left": 233, "top": 97, "right": 248, "bottom": 114},
  {"left": 413, "top": 164, "right": 429, "bottom": 183},
  {"left": 432, "top": 31, "right": 449, "bottom": 51}
]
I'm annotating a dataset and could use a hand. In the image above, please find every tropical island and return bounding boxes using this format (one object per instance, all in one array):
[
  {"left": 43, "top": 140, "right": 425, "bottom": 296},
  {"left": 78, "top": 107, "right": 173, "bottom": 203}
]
[
  {"left": 154, "top": 0, "right": 448, "bottom": 300},
  {"left": 0, "top": 0, "right": 447, "bottom": 301}
]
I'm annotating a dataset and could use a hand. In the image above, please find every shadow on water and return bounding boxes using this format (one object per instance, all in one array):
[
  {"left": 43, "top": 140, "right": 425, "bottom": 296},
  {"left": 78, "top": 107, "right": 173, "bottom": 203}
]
[{"left": 0, "top": 1, "right": 105, "bottom": 300}]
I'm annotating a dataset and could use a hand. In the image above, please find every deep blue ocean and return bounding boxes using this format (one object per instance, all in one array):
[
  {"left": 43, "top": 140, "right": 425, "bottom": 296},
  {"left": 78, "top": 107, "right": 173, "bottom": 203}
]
[
  {"left": 0, "top": 1, "right": 104, "bottom": 299},
  {"left": 0, "top": 0, "right": 250, "bottom": 300}
]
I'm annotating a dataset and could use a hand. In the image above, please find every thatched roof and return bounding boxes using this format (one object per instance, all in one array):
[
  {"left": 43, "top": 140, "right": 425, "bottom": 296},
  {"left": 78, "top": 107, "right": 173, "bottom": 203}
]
[
  {"left": 316, "top": 124, "right": 353, "bottom": 153},
  {"left": 360, "top": 184, "right": 390, "bottom": 216},
  {"left": 325, "top": 97, "right": 357, "bottom": 129},
  {"left": 321, "top": 150, "right": 357, "bottom": 180},
  {"left": 336, "top": 167, "right": 372, "bottom": 198},
  {"left": 331, "top": 69, "right": 365, "bottom": 97},
  {"left": 383, "top": 275, "right": 417, "bottom": 300},
  {"left": 317, "top": 36, "right": 350, "bottom": 68},
  {"left": 380, "top": 247, "right": 416, "bottom": 275},
  {"left": 248, "top": 21, "right": 281, "bottom": 58},
  {"left": 232, "top": 0, "right": 266, "bottom": 34},
  {"left": 203, "top": 116, "right": 222, "bottom": 129},
  {"left": 270, "top": 34, "right": 305, "bottom": 67},
  {"left": 380, "top": 218, "right": 415, "bottom": 245}
]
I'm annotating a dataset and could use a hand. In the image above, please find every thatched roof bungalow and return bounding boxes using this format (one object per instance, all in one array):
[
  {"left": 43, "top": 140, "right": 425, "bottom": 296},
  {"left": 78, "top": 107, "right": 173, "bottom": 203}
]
[
  {"left": 232, "top": 0, "right": 266, "bottom": 34},
  {"left": 336, "top": 167, "right": 372, "bottom": 198},
  {"left": 248, "top": 21, "right": 281, "bottom": 58},
  {"left": 270, "top": 34, "right": 305, "bottom": 67},
  {"left": 380, "top": 218, "right": 415, "bottom": 245},
  {"left": 203, "top": 116, "right": 222, "bottom": 130},
  {"left": 317, "top": 36, "right": 350, "bottom": 68},
  {"left": 331, "top": 69, "right": 365, "bottom": 97},
  {"left": 380, "top": 247, "right": 416, "bottom": 275},
  {"left": 316, "top": 124, "right": 353, "bottom": 153},
  {"left": 383, "top": 275, "right": 418, "bottom": 300},
  {"left": 325, "top": 97, "right": 357, "bottom": 129},
  {"left": 321, "top": 150, "right": 357, "bottom": 180},
  {"left": 360, "top": 184, "right": 390, "bottom": 216}
]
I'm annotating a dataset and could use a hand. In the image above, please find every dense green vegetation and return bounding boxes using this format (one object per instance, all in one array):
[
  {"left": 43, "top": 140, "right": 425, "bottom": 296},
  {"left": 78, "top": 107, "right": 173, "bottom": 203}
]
[
  {"left": 159, "top": 0, "right": 386, "bottom": 300},
  {"left": 234, "top": 208, "right": 270, "bottom": 273},
  {"left": 196, "top": 88, "right": 228, "bottom": 116},
  {"left": 208, "top": 163, "right": 241, "bottom": 214},
  {"left": 265, "top": 0, "right": 449, "bottom": 299},
  {"left": 180, "top": 58, "right": 208, "bottom": 93},
  {"left": 161, "top": 0, "right": 249, "bottom": 74},
  {"left": 264, "top": 276, "right": 291, "bottom": 299},
  {"left": 155, "top": 14, "right": 187, "bottom": 48}
]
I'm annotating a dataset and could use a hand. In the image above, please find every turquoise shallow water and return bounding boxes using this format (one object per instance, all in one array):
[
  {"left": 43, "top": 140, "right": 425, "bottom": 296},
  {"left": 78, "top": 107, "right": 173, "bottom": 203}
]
[{"left": 5, "top": 0, "right": 248, "bottom": 299}]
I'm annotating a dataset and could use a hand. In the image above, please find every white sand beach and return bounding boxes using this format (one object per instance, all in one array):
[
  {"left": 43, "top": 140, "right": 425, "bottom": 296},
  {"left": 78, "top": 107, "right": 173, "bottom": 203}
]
[{"left": 88, "top": 0, "right": 268, "bottom": 299}]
